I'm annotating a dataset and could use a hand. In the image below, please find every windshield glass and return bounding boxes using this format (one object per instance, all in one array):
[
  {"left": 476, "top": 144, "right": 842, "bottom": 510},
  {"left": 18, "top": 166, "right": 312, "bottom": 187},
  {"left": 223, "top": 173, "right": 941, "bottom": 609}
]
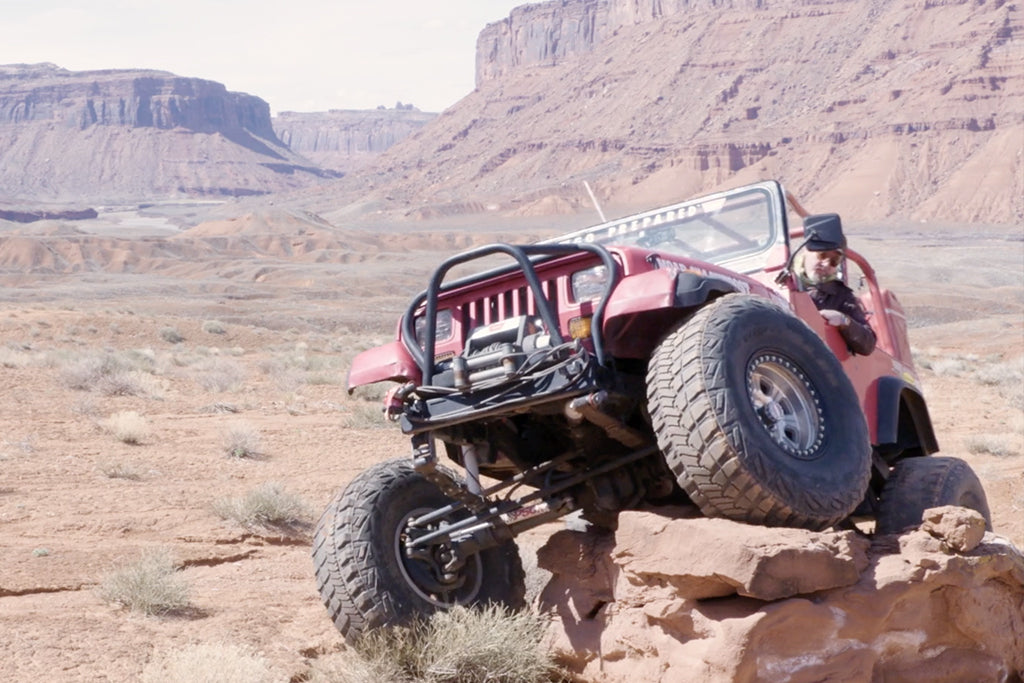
[{"left": 551, "top": 183, "right": 784, "bottom": 274}]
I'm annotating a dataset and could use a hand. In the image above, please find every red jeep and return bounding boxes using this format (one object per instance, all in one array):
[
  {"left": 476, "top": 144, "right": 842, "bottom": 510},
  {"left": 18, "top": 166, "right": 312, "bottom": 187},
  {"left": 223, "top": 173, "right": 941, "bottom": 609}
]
[{"left": 314, "top": 180, "right": 991, "bottom": 641}]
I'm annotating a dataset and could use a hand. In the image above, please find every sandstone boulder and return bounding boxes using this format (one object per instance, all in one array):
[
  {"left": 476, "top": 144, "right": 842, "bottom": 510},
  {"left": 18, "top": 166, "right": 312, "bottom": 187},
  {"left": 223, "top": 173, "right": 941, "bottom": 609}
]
[
  {"left": 539, "top": 509, "right": 1024, "bottom": 682},
  {"left": 920, "top": 505, "right": 988, "bottom": 554}
]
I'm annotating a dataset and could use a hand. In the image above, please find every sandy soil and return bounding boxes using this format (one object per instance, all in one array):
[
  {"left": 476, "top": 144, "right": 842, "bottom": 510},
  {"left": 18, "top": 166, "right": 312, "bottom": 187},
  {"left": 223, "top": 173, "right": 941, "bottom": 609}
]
[{"left": 0, "top": 220, "right": 1021, "bottom": 681}]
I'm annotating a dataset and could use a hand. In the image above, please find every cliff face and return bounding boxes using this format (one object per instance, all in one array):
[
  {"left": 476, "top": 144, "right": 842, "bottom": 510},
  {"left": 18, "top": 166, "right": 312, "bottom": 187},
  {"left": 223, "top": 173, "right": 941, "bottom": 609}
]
[
  {"left": 0, "top": 64, "right": 331, "bottom": 203},
  {"left": 476, "top": 0, "right": 768, "bottom": 85},
  {"left": 273, "top": 108, "right": 436, "bottom": 173},
  {"left": 0, "top": 63, "right": 276, "bottom": 137},
  {"left": 309, "top": 0, "right": 1021, "bottom": 226}
]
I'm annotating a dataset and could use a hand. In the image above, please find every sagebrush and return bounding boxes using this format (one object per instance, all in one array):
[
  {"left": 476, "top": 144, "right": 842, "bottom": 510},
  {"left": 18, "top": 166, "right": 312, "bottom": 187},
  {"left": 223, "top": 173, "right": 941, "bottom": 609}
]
[
  {"left": 97, "top": 548, "right": 189, "bottom": 615},
  {"left": 308, "top": 604, "right": 558, "bottom": 683}
]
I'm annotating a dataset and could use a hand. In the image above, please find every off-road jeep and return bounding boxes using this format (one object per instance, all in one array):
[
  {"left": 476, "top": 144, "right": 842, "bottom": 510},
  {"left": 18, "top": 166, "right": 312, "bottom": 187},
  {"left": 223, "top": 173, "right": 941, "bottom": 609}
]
[{"left": 313, "top": 180, "right": 991, "bottom": 641}]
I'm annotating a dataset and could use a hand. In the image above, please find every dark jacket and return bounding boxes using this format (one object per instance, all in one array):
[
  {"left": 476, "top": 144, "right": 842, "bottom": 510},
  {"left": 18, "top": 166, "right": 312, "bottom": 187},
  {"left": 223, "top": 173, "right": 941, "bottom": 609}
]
[{"left": 809, "top": 279, "right": 877, "bottom": 355}]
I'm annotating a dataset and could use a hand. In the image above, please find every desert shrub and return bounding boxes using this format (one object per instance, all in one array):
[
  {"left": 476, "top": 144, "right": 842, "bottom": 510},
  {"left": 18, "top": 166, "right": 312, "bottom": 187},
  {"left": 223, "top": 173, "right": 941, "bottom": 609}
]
[
  {"left": 71, "top": 395, "right": 100, "bottom": 416},
  {"left": 302, "top": 354, "right": 344, "bottom": 386},
  {"left": 259, "top": 351, "right": 343, "bottom": 390},
  {"left": 351, "top": 382, "right": 390, "bottom": 402},
  {"left": 97, "top": 548, "right": 190, "bottom": 615},
  {"left": 193, "top": 357, "right": 246, "bottom": 392},
  {"left": 60, "top": 352, "right": 130, "bottom": 390},
  {"left": 141, "top": 642, "right": 272, "bottom": 683},
  {"left": 0, "top": 346, "right": 31, "bottom": 368},
  {"left": 306, "top": 372, "right": 342, "bottom": 386},
  {"left": 302, "top": 353, "right": 342, "bottom": 373},
  {"left": 59, "top": 351, "right": 164, "bottom": 398},
  {"left": 159, "top": 326, "right": 185, "bottom": 344},
  {"left": 258, "top": 358, "right": 306, "bottom": 391},
  {"left": 929, "top": 356, "right": 970, "bottom": 377},
  {"left": 972, "top": 355, "right": 1024, "bottom": 385},
  {"left": 222, "top": 421, "right": 262, "bottom": 458},
  {"left": 199, "top": 401, "right": 241, "bottom": 414},
  {"left": 98, "top": 460, "right": 146, "bottom": 481},
  {"left": 211, "top": 482, "right": 311, "bottom": 530},
  {"left": 340, "top": 400, "right": 389, "bottom": 430},
  {"left": 102, "top": 411, "right": 150, "bottom": 445},
  {"left": 308, "top": 604, "right": 556, "bottom": 683},
  {"left": 202, "top": 320, "right": 227, "bottom": 335},
  {"left": 964, "top": 434, "right": 1018, "bottom": 457}
]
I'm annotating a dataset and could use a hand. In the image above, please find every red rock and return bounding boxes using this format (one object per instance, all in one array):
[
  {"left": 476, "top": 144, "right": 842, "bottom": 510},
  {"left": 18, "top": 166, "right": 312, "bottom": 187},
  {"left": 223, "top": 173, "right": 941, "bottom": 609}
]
[{"left": 539, "top": 512, "right": 1024, "bottom": 682}]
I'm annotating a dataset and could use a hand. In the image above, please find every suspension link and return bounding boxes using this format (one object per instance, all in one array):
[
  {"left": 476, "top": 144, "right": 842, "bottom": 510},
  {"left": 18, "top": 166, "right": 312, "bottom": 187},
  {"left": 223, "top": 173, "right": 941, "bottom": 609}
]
[{"left": 412, "top": 437, "right": 489, "bottom": 513}]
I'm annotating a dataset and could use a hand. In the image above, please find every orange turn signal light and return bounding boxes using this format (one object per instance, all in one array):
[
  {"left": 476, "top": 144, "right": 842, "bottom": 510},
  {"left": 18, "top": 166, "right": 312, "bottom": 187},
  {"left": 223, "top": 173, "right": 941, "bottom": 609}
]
[{"left": 569, "top": 316, "right": 593, "bottom": 339}]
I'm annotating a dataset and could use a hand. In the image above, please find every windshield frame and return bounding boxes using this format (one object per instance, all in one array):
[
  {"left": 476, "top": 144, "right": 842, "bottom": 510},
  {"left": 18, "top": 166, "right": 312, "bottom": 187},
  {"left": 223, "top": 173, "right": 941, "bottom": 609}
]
[{"left": 548, "top": 180, "right": 790, "bottom": 276}]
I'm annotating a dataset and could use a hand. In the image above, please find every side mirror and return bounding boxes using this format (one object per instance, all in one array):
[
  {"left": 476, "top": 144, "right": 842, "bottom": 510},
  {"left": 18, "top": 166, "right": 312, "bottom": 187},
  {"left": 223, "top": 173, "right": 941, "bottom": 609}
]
[{"left": 803, "top": 213, "right": 846, "bottom": 252}]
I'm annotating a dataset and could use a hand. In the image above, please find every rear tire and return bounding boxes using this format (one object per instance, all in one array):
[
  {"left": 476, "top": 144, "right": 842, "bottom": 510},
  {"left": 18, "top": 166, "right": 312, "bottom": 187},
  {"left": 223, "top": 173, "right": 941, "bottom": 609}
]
[
  {"left": 876, "top": 456, "right": 992, "bottom": 534},
  {"left": 647, "top": 294, "right": 872, "bottom": 530},
  {"left": 312, "top": 458, "right": 525, "bottom": 643}
]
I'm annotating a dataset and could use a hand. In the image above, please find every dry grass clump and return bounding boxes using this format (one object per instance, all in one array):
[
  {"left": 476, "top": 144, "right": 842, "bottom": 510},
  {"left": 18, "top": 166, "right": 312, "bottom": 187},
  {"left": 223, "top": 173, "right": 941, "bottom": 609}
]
[
  {"left": 964, "top": 434, "right": 1019, "bottom": 457},
  {"left": 915, "top": 349, "right": 1024, "bottom": 408},
  {"left": 259, "top": 350, "right": 344, "bottom": 390},
  {"left": 97, "top": 460, "right": 146, "bottom": 481},
  {"left": 222, "top": 421, "right": 263, "bottom": 458},
  {"left": 211, "top": 482, "right": 312, "bottom": 531},
  {"left": 102, "top": 410, "right": 151, "bottom": 445},
  {"left": 202, "top": 320, "right": 228, "bottom": 335},
  {"left": 159, "top": 326, "right": 185, "bottom": 344},
  {"left": 314, "top": 606, "right": 556, "bottom": 683},
  {"left": 140, "top": 642, "right": 272, "bottom": 683},
  {"left": 199, "top": 401, "right": 241, "bottom": 414},
  {"left": 0, "top": 346, "right": 32, "bottom": 368},
  {"left": 308, "top": 604, "right": 557, "bottom": 683},
  {"left": 59, "top": 351, "right": 165, "bottom": 398},
  {"left": 192, "top": 357, "right": 246, "bottom": 392},
  {"left": 97, "top": 548, "right": 190, "bottom": 615},
  {"left": 258, "top": 357, "right": 306, "bottom": 392},
  {"left": 340, "top": 399, "right": 389, "bottom": 430}
]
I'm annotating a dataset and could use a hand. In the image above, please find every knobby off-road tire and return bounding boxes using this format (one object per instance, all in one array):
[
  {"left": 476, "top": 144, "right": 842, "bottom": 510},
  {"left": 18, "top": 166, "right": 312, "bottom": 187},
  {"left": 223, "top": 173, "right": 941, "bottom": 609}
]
[
  {"left": 647, "top": 294, "right": 872, "bottom": 530},
  {"left": 876, "top": 456, "right": 992, "bottom": 534},
  {"left": 312, "top": 458, "right": 525, "bottom": 643}
]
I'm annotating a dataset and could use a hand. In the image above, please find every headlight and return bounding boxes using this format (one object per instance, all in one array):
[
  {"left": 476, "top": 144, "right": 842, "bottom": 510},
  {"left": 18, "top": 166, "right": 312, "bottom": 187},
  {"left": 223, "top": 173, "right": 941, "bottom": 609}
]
[
  {"left": 414, "top": 308, "right": 453, "bottom": 345},
  {"left": 571, "top": 265, "right": 609, "bottom": 303}
]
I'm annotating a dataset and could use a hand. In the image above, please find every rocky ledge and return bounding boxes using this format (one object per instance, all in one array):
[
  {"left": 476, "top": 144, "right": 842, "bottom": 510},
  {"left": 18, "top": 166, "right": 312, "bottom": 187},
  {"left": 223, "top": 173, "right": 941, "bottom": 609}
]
[{"left": 540, "top": 506, "right": 1024, "bottom": 682}]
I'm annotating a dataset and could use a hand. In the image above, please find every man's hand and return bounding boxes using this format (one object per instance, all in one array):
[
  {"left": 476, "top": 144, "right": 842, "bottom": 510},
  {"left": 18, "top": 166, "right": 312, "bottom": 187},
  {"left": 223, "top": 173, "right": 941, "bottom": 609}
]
[{"left": 820, "top": 309, "right": 850, "bottom": 328}]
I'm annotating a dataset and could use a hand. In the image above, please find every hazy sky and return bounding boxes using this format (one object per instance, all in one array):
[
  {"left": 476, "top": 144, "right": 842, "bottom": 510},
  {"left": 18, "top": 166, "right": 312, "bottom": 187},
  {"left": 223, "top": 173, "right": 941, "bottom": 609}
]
[{"left": 0, "top": 0, "right": 527, "bottom": 114}]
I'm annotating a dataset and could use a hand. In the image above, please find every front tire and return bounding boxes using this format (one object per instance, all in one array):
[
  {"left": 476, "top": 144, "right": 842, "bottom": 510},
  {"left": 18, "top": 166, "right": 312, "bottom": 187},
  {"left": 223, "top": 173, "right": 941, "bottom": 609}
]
[
  {"left": 312, "top": 458, "right": 525, "bottom": 642},
  {"left": 647, "top": 294, "right": 872, "bottom": 530},
  {"left": 876, "top": 456, "right": 992, "bottom": 534}
]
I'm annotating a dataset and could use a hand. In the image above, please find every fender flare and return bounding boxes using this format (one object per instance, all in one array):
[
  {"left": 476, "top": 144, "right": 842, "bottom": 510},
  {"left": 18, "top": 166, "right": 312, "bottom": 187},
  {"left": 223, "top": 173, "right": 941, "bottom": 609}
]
[
  {"left": 601, "top": 269, "right": 738, "bottom": 358},
  {"left": 603, "top": 269, "right": 737, "bottom": 321},
  {"left": 874, "top": 376, "right": 939, "bottom": 455},
  {"left": 672, "top": 271, "right": 737, "bottom": 308}
]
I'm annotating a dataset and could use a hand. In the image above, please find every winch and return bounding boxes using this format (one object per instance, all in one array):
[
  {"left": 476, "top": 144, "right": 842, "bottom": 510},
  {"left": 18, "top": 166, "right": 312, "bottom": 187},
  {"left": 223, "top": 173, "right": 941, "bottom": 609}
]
[{"left": 447, "top": 315, "right": 552, "bottom": 389}]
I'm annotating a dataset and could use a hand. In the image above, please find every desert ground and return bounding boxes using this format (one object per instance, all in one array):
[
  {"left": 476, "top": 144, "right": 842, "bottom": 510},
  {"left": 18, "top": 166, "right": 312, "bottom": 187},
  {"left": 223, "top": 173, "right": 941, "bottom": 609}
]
[{"left": 0, "top": 211, "right": 1021, "bottom": 681}]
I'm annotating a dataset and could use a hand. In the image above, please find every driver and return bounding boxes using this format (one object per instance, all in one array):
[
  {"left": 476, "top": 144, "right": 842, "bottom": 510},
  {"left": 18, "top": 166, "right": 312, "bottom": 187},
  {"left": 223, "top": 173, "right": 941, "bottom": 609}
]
[{"left": 803, "top": 248, "right": 877, "bottom": 356}]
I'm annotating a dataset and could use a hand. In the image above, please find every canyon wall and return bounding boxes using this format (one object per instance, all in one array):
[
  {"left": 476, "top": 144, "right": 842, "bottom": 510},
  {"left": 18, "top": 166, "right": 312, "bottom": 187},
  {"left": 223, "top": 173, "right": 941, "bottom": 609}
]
[
  {"left": 273, "top": 108, "right": 436, "bottom": 173},
  {"left": 476, "top": 0, "right": 772, "bottom": 85},
  {"left": 0, "top": 64, "right": 331, "bottom": 203},
  {"left": 317, "top": 0, "right": 1021, "bottom": 225}
]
